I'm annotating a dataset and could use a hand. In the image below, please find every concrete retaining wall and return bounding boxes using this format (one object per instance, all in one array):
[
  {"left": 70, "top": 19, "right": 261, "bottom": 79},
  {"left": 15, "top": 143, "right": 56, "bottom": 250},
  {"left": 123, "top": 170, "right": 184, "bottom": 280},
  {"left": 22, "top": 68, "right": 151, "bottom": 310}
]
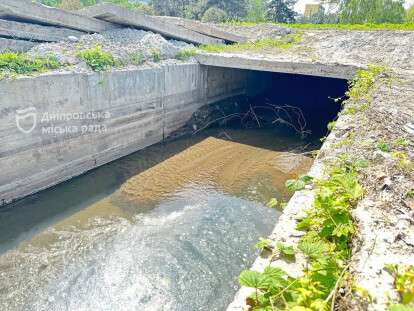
[{"left": 0, "top": 63, "right": 250, "bottom": 206}]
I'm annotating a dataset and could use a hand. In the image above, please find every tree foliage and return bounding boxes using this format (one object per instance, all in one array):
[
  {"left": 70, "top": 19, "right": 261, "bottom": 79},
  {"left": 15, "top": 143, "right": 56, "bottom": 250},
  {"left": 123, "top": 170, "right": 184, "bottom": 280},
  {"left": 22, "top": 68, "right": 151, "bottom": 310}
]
[
  {"left": 266, "top": 0, "right": 297, "bottom": 23},
  {"left": 339, "top": 0, "right": 406, "bottom": 23},
  {"left": 246, "top": 0, "right": 266, "bottom": 22},
  {"left": 201, "top": 7, "right": 228, "bottom": 22},
  {"left": 407, "top": 4, "right": 414, "bottom": 23}
]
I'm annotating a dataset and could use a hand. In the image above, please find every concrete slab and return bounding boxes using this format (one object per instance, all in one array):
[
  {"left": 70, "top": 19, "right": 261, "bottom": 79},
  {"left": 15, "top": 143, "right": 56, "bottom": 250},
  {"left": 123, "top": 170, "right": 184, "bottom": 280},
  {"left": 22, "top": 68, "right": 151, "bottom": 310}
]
[
  {"left": 79, "top": 4, "right": 223, "bottom": 45},
  {"left": 0, "top": 37, "right": 36, "bottom": 52},
  {"left": 0, "top": 0, "right": 118, "bottom": 33},
  {"left": 196, "top": 53, "right": 358, "bottom": 80},
  {"left": 0, "top": 19, "right": 84, "bottom": 42},
  {"left": 155, "top": 16, "right": 247, "bottom": 43}
]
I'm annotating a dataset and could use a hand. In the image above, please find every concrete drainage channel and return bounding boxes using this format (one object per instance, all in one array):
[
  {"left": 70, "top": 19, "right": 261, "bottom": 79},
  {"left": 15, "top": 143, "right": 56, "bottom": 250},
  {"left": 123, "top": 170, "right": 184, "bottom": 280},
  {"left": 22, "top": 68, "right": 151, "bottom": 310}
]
[
  {"left": 0, "top": 60, "right": 349, "bottom": 310},
  {"left": 1, "top": 1, "right": 414, "bottom": 311}
]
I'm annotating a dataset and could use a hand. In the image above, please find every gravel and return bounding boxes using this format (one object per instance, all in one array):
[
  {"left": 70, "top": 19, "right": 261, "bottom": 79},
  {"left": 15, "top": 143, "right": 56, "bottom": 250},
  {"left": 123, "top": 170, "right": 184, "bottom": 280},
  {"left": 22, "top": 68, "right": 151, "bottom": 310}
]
[{"left": 27, "top": 28, "right": 195, "bottom": 72}]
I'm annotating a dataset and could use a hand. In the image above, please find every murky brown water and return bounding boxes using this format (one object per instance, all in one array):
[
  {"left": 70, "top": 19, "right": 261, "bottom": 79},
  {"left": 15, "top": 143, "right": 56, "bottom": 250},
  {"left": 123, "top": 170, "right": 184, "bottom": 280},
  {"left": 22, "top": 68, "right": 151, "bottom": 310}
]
[{"left": 0, "top": 128, "right": 313, "bottom": 311}]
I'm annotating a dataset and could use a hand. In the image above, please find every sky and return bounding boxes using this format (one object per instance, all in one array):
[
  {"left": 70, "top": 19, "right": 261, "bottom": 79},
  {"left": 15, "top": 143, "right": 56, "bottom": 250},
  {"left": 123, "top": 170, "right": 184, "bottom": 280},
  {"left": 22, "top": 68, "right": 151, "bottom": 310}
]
[{"left": 294, "top": 0, "right": 414, "bottom": 14}]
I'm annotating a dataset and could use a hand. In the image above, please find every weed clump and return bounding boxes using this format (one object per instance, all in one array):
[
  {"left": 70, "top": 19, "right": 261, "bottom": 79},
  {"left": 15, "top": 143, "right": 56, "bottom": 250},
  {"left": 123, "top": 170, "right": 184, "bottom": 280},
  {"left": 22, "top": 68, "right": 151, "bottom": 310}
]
[
  {"left": 200, "top": 33, "right": 302, "bottom": 53},
  {"left": 0, "top": 52, "right": 61, "bottom": 79},
  {"left": 129, "top": 52, "right": 145, "bottom": 66},
  {"left": 175, "top": 48, "right": 197, "bottom": 60},
  {"left": 346, "top": 64, "right": 389, "bottom": 100},
  {"left": 76, "top": 45, "right": 116, "bottom": 71},
  {"left": 150, "top": 49, "right": 161, "bottom": 62}
]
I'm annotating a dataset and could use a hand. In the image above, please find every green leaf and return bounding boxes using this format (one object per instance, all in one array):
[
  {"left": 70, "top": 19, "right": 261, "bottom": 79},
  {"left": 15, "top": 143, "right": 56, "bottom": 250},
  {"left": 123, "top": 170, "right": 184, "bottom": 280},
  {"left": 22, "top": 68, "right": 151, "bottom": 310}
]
[
  {"left": 255, "top": 238, "right": 272, "bottom": 251},
  {"left": 299, "top": 175, "right": 314, "bottom": 184},
  {"left": 277, "top": 242, "right": 296, "bottom": 260},
  {"left": 299, "top": 240, "right": 329, "bottom": 259},
  {"left": 266, "top": 198, "right": 278, "bottom": 209},
  {"left": 239, "top": 270, "right": 263, "bottom": 289},
  {"left": 286, "top": 179, "right": 306, "bottom": 192},
  {"left": 389, "top": 305, "right": 414, "bottom": 311}
]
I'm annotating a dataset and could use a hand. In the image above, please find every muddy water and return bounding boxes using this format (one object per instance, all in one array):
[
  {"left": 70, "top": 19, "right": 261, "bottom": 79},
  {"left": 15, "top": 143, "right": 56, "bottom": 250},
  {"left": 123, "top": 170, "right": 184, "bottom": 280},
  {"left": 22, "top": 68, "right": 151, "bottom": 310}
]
[{"left": 0, "top": 128, "right": 313, "bottom": 311}]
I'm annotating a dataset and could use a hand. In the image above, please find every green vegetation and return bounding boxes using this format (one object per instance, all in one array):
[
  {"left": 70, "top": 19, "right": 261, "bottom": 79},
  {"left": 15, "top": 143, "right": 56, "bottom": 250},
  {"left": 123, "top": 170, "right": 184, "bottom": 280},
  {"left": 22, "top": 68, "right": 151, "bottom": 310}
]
[
  {"left": 0, "top": 52, "right": 61, "bottom": 79},
  {"left": 200, "top": 33, "right": 302, "bottom": 53},
  {"left": 276, "top": 242, "right": 295, "bottom": 260},
  {"left": 246, "top": 0, "right": 266, "bottom": 23},
  {"left": 408, "top": 5, "right": 414, "bottom": 23},
  {"left": 239, "top": 156, "right": 364, "bottom": 310},
  {"left": 281, "top": 22, "right": 414, "bottom": 31},
  {"left": 285, "top": 174, "right": 313, "bottom": 192},
  {"left": 387, "top": 265, "right": 414, "bottom": 310},
  {"left": 201, "top": 7, "right": 228, "bottom": 23},
  {"left": 255, "top": 238, "right": 273, "bottom": 251},
  {"left": 76, "top": 46, "right": 116, "bottom": 71},
  {"left": 266, "top": 198, "right": 279, "bottom": 209},
  {"left": 346, "top": 64, "right": 389, "bottom": 101},
  {"left": 266, "top": 0, "right": 297, "bottom": 23},
  {"left": 377, "top": 141, "right": 391, "bottom": 152},
  {"left": 175, "top": 48, "right": 197, "bottom": 60},
  {"left": 129, "top": 52, "right": 145, "bottom": 66},
  {"left": 150, "top": 49, "right": 161, "bottom": 62},
  {"left": 339, "top": 0, "right": 406, "bottom": 24}
]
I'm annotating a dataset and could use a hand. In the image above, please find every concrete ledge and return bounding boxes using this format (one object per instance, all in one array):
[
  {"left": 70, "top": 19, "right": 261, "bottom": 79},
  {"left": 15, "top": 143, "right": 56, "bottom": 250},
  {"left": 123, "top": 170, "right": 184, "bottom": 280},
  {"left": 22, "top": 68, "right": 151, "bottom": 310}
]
[
  {"left": 196, "top": 53, "right": 359, "bottom": 80},
  {"left": 155, "top": 16, "right": 247, "bottom": 43},
  {"left": 79, "top": 4, "right": 223, "bottom": 45},
  {"left": 0, "top": 0, "right": 118, "bottom": 33},
  {"left": 0, "top": 19, "right": 84, "bottom": 42},
  {"left": 0, "top": 37, "right": 37, "bottom": 52}
]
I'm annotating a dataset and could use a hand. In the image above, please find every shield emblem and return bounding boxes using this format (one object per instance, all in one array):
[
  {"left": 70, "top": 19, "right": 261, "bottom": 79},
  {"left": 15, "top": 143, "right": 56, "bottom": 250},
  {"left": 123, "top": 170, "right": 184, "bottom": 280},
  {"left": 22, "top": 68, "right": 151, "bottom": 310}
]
[{"left": 16, "top": 107, "right": 37, "bottom": 134}]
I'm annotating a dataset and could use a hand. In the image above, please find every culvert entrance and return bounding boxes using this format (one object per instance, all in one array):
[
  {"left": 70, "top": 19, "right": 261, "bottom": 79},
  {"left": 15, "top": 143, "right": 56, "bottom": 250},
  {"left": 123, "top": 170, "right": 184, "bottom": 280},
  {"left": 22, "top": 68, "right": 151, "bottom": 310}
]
[{"left": 0, "top": 65, "right": 348, "bottom": 311}]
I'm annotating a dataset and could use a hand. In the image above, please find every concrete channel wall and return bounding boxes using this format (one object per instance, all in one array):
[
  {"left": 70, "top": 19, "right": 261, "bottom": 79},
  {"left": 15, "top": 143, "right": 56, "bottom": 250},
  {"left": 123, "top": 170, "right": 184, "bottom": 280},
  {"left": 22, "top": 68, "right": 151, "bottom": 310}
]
[{"left": 0, "top": 63, "right": 250, "bottom": 206}]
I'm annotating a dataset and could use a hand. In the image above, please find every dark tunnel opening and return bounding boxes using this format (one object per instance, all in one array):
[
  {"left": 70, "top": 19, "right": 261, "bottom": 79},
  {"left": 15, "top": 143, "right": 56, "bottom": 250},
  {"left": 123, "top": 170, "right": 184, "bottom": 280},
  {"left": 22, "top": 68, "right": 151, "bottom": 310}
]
[{"left": 189, "top": 70, "right": 349, "bottom": 148}]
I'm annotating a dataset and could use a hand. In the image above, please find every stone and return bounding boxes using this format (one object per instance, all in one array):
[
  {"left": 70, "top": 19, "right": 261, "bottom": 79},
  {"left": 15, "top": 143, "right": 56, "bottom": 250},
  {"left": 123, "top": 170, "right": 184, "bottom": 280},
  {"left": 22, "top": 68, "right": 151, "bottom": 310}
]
[
  {"left": 0, "top": 0, "right": 118, "bottom": 33},
  {"left": 0, "top": 37, "right": 36, "bottom": 52},
  {"left": 67, "top": 36, "right": 79, "bottom": 42},
  {"left": 154, "top": 16, "right": 247, "bottom": 43},
  {"left": 0, "top": 19, "right": 84, "bottom": 42},
  {"left": 79, "top": 4, "right": 223, "bottom": 45}
]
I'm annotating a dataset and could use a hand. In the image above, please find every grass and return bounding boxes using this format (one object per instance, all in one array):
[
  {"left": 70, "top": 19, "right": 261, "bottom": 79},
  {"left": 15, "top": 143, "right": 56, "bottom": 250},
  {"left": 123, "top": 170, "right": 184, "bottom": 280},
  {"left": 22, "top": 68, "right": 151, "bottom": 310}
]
[
  {"left": 199, "top": 33, "right": 302, "bottom": 53},
  {"left": 223, "top": 20, "right": 414, "bottom": 31},
  {"left": 0, "top": 51, "right": 61, "bottom": 79},
  {"left": 129, "top": 52, "right": 145, "bottom": 65},
  {"left": 76, "top": 45, "right": 116, "bottom": 71},
  {"left": 175, "top": 48, "right": 197, "bottom": 60},
  {"left": 343, "top": 64, "right": 390, "bottom": 115},
  {"left": 150, "top": 49, "right": 161, "bottom": 62}
]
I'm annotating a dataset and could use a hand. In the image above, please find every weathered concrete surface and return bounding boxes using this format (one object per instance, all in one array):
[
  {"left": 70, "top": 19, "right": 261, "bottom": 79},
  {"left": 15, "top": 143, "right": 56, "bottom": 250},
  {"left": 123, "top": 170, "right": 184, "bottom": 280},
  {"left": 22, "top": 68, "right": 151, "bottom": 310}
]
[
  {"left": 0, "top": 19, "right": 84, "bottom": 42},
  {"left": 0, "top": 63, "right": 250, "bottom": 206},
  {"left": 0, "top": 0, "right": 118, "bottom": 33},
  {"left": 79, "top": 4, "right": 223, "bottom": 45},
  {"left": 0, "top": 37, "right": 37, "bottom": 52},
  {"left": 155, "top": 16, "right": 247, "bottom": 43},
  {"left": 196, "top": 53, "right": 358, "bottom": 79}
]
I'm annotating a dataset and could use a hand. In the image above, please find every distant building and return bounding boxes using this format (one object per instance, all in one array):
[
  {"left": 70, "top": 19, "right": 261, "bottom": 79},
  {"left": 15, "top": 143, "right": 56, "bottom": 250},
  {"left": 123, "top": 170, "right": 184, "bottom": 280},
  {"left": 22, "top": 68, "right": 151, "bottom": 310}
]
[{"left": 304, "top": 4, "right": 323, "bottom": 18}]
